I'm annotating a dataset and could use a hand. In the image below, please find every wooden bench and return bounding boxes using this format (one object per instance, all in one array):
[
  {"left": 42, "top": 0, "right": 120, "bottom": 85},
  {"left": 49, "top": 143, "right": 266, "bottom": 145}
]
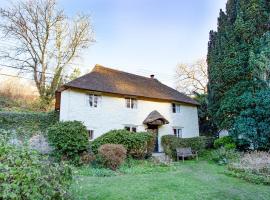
[{"left": 176, "top": 147, "right": 198, "bottom": 162}]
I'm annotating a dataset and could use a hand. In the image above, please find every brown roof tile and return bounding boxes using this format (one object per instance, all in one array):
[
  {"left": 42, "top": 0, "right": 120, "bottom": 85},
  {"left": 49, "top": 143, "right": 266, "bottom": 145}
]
[{"left": 63, "top": 65, "right": 199, "bottom": 106}]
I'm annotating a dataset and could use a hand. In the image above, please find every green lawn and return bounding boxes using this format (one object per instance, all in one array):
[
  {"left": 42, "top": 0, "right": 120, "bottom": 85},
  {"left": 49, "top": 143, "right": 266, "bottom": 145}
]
[{"left": 71, "top": 161, "right": 270, "bottom": 200}]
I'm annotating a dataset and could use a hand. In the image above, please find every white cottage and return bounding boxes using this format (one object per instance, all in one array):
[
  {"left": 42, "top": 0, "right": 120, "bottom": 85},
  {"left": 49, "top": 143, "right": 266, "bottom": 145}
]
[{"left": 55, "top": 65, "right": 199, "bottom": 152}]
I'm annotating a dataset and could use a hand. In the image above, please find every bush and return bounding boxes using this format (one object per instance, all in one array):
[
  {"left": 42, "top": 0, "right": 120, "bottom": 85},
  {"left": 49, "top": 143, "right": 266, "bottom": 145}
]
[
  {"left": 47, "top": 121, "right": 89, "bottom": 164},
  {"left": 91, "top": 129, "right": 154, "bottom": 159},
  {"left": 210, "top": 147, "right": 240, "bottom": 165},
  {"left": 97, "top": 144, "right": 127, "bottom": 170},
  {"left": 213, "top": 136, "right": 236, "bottom": 149},
  {"left": 0, "top": 135, "right": 72, "bottom": 199},
  {"left": 227, "top": 151, "right": 270, "bottom": 185},
  {"left": 161, "top": 135, "right": 207, "bottom": 159}
]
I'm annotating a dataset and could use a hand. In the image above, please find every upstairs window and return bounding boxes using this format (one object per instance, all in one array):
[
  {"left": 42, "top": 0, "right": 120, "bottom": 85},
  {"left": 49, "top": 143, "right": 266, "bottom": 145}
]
[
  {"left": 125, "top": 98, "right": 137, "bottom": 109},
  {"left": 88, "top": 130, "right": 94, "bottom": 140},
  {"left": 172, "top": 103, "right": 181, "bottom": 113},
  {"left": 173, "top": 128, "right": 182, "bottom": 138},
  {"left": 89, "top": 94, "right": 101, "bottom": 108},
  {"left": 124, "top": 125, "right": 137, "bottom": 132}
]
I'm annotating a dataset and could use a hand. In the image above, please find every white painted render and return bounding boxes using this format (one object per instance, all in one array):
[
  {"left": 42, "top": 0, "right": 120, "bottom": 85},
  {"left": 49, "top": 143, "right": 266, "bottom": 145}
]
[{"left": 60, "top": 89, "right": 199, "bottom": 152}]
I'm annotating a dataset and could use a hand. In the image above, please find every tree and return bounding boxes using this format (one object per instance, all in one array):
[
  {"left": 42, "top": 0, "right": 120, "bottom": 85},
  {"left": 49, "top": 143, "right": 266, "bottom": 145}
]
[
  {"left": 207, "top": 0, "right": 270, "bottom": 149},
  {"left": 0, "top": 0, "right": 94, "bottom": 109},
  {"left": 175, "top": 59, "right": 208, "bottom": 95}
]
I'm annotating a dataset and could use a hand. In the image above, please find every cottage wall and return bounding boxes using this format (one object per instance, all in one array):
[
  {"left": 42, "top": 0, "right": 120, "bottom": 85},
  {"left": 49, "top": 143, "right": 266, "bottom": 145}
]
[{"left": 60, "top": 89, "right": 199, "bottom": 152}]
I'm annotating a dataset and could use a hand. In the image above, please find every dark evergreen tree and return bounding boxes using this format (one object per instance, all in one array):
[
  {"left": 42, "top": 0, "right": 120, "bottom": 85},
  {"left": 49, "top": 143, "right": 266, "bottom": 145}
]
[{"left": 207, "top": 0, "right": 270, "bottom": 149}]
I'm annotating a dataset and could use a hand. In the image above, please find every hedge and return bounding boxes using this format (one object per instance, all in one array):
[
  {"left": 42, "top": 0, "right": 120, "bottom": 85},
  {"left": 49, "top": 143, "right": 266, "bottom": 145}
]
[
  {"left": 0, "top": 111, "right": 58, "bottom": 134},
  {"left": 161, "top": 135, "right": 211, "bottom": 159},
  {"left": 91, "top": 129, "right": 154, "bottom": 159}
]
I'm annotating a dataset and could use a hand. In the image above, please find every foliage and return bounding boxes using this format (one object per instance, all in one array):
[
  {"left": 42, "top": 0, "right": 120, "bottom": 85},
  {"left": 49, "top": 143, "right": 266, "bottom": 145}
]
[
  {"left": 210, "top": 147, "right": 240, "bottom": 165},
  {"left": 161, "top": 135, "right": 208, "bottom": 159},
  {"left": 0, "top": 111, "right": 58, "bottom": 134},
  {"left": 97, "top": 144, "right": 127, "bottom": 170},
  {"left": 193, "top": 93, "right": 217, "bottom": 136},
  {"left": 207, "top": 0, "right": 270, "bottom": 149},
  {"left": 227, "top": 151, "right": 270, "bottom": 184},
  {"left": 47, "top": 121, "right": 89, "bottom": 165},
  {"left": 230, "top": 90, "right": 270, "bottom": 150},
  {"left": 214, "top": 136, "right": 236, "bottom": 150},
  {"left": 0, "top": 135, "right": 72, "bottom": 199},
  {"left": 91, "top": 129, "right": 154, "bottom": 159}
]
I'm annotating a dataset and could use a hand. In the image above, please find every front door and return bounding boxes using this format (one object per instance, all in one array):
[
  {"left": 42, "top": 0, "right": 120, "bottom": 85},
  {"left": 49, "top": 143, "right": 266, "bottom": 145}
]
[{"left": 147, "top": 125, "right": 159, "bottom": 152}]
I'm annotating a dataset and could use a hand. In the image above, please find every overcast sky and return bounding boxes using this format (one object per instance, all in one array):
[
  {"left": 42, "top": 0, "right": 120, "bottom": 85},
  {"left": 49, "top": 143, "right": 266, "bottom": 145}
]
[{"left": 0, "top": 0, "right": 227, "bottom": 87}]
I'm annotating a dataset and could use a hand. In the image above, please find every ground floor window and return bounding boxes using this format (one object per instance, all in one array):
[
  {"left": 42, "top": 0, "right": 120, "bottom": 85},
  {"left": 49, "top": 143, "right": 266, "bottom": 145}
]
[
  {"left": 173, "top": 128, "right": 182, "bottom": 138},
  {"left": 124, "top": 125, "right": 137, "bottom": 132},
  {"left": 88, "top": 130, "right": 94, "bottom": 140}
]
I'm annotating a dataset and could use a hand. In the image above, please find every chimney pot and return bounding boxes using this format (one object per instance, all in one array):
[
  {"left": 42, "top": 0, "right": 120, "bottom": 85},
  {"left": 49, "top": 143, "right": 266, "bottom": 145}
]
[{"left": 150, "top": 74, "right": 155, "bottom": 79}]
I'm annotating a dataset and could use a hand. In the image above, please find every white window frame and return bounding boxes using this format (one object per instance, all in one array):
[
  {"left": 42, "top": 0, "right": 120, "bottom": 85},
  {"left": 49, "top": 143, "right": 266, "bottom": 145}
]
[
  {"left": 172, "top": 103, "right": 181, "bottom": 113},
  {"left": 124, "top": 125, "right": 137, "bottom": 132},
  {"left": 173, "top": 127, "right": 183, "bottom": 138},
  {"left": 125, "top": 98, "right": 137, "bottom": 109},
  {"left": 88, "top": 94, "right": 101, "bottom": 108}
]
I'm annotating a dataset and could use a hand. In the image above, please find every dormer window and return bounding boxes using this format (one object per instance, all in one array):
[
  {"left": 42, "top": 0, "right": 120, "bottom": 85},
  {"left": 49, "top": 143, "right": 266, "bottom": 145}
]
[
  {"left": 172, "top": 103, "right": 181, "bottom": 113},
  {"left": 124, "top": 125, "right": 137, "bottom": 132},
  {"left": 125, "top": 98, "right": 137, "bottom": 109},
  {"left": 89, "top": 94, "right": 101, "bottom": 108}
]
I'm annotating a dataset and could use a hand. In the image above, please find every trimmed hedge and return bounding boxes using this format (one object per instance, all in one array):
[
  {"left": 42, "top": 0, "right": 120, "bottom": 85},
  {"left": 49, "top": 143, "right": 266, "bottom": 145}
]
[
  {"left": 91, "top": 129, "right": 154, "bottom": 159},
  {"left": 161, "top": 135, "right": 209, "bottom": 159},
  {"left": 0, "top": 111, "right": 58, "bottom": 134}
]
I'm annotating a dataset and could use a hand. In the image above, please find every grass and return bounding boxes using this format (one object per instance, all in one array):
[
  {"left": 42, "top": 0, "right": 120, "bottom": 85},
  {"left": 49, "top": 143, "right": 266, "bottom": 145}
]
[{"left": 71, "top": 160, "right": 270, "bottom": 200}]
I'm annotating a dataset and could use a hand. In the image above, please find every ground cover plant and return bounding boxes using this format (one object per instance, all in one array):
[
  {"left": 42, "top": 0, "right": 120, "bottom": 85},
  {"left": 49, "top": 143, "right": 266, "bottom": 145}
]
[{"left": 227, "top": 151, "right": 270, "bottom": 185}]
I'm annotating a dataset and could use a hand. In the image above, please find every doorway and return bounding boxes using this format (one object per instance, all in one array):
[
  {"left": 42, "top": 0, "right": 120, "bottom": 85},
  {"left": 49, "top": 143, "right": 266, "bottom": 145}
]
[{"left": 147, "top": 125, "right": 159, "bottom": 152}]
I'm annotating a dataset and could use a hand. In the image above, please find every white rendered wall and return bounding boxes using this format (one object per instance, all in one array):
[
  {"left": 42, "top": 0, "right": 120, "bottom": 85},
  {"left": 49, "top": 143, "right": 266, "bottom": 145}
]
[{"left": 60, "top": 89, "right": 199, "bottom": 152}]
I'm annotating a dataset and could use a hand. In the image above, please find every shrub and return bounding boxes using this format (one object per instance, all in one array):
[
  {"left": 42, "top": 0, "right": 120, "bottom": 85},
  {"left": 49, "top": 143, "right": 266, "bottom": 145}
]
[
  {"left": 213, "top": 136, "right": 236, "bottom": 149},
  {"left": 47, "top": 121, "right": 89, "bottom": 164},
  {"left": 0, "top": 135, "right": 72, "bottom": 199},
  {"left": 227, "top": 151, "right": 270, "bottom": 185},
  {"left": 210, "top": 147, "right": 240, "bottom": 165},
  {"left": 161, "top": 135, "right": 207, "bottom": 159},
  {"left": 91, "top": 129, "right": 154, "bottom": 159},
  {"left": 98, "top": 144, "right": 127, "bottom": 170}
]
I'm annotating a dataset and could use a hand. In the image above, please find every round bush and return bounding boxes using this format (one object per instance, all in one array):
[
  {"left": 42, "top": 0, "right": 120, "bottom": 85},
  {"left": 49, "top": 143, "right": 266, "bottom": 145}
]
[
  {"left": 0, "top": 136, "right": 72, "bottom": 199},
  {"left": 91, "top": 129, "right": 154, "bottom": 159},
  {"left": 214, "top": 136, "right": 236, "bottom": 149},
  {"left": 47, "top": 121, "right": 89, "bottom": 164},
  {"left": 98, "top": 144, "right": 127, "bottom": 170}
]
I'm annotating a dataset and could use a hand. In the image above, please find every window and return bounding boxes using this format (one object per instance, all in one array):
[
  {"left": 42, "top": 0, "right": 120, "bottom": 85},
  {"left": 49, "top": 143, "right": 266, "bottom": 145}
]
[
  {"left": 88, "top": 130, "right": 94, "bottom": 140},
  {"left": 125, "top": 98, "right": 137, "bottom": 109},
  {"left": 89, "top": 94, "right": 101, "bottom": 108},
  {"left": 124, "top": 125, "right": 137, "bottom": 132},
  {"left": 172, "top": 103, "right": 181, "bottom": 113},
  {"left": 173, "top": 128, "right": 182, "bottom": 138}
]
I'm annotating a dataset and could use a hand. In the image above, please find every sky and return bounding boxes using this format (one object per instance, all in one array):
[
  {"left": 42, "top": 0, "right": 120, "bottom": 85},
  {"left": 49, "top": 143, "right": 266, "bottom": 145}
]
[{"left": 0, "top": 0, "right": 227, "bottom": 87}]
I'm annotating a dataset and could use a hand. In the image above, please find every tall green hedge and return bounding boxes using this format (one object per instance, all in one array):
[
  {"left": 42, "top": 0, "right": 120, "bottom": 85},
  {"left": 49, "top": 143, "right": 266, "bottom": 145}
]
[
  {"left": 161, "top": 135, "right": 210, "bottom": 159},
  {"left": 0, "top": 111, "right": 58, "bottom": 134}
]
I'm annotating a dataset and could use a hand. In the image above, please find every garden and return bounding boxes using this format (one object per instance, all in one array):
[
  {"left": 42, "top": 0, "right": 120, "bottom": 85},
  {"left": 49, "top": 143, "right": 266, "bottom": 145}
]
[{"left": 1, "top": 111, "right": 270, "bottom": 200}]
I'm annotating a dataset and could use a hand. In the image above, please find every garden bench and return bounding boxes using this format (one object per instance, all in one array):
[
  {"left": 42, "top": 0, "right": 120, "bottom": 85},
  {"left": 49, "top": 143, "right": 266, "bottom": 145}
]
[{"left": 176, "top": 147, "right": 198, "bottom": 162}]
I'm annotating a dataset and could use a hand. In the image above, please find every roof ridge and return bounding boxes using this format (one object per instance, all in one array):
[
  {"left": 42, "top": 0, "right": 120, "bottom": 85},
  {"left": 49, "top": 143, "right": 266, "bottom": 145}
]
[{"left": 93, "top": 64, "right": 157, "bottom": 81}]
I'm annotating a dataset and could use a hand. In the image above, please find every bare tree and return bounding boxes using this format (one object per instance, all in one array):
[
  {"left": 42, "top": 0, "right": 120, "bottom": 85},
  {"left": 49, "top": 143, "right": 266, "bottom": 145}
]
[
  {"left": 175, "top": 58, "right": 208, "bottom": 95},
  {"left": 0, "top": 0, "right": 94, "bottom": 109}
]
